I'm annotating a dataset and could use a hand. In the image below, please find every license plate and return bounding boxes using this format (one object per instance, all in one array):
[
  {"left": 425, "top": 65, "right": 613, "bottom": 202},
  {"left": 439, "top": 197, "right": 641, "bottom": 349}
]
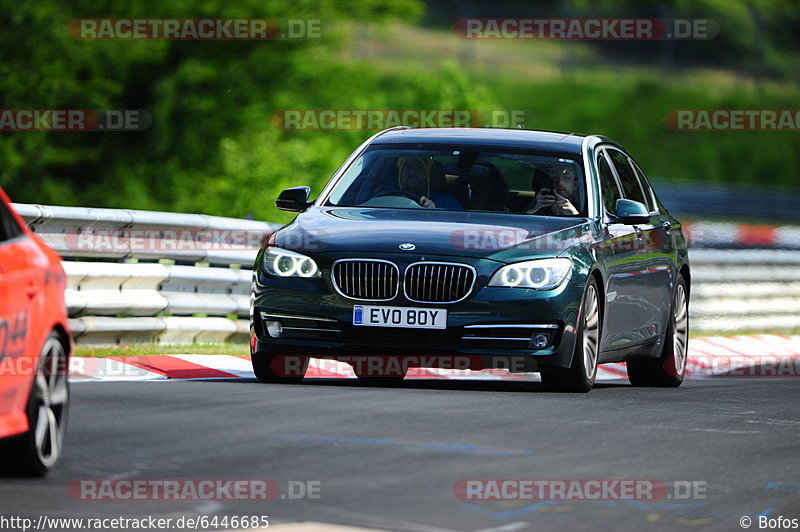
[{"left": 353, "top": 305, "right": 447, "bottom": 329}]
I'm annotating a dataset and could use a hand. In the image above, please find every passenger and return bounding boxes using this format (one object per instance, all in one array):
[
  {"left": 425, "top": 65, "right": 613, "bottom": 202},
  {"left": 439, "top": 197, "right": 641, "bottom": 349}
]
[
  {"left": 467, "top": 165, "right": 508, "bottom": 211},
  {"left": 526, "top": 165, "right": 579, "bottom": 216}
]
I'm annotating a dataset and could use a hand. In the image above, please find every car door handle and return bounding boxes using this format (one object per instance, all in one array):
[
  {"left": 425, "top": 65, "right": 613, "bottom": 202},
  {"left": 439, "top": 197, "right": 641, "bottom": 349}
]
[
  {"left": 661, "top": 221, "right": 672, "bottom": 231},
  {"left": 27, "top": 280, "right": 37, "bottom": 299}
]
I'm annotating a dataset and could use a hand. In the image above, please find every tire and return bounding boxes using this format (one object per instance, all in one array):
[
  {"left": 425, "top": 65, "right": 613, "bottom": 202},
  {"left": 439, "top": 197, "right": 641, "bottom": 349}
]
[
  {"left": 251, "top": 352, "right": 308, "bottom": 384},
  {"left": 540, "top": 277, "right": 601, "bottom": 393},
  {"left": 627, "top": 276, "right": 689, "bottom": 388},
  {"left": 0, "top": 332, "right": 69, "bottom": 476},
  {"left": 351, "top": 356, "right": 408, "bottom": 384},
  {"left": 353, "top": 370, "right": 407, "bottom": 384}
]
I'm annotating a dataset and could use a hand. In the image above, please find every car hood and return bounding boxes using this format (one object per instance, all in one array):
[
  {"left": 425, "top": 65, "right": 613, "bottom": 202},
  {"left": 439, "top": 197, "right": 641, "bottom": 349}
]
[{"left": 273, "top": 207, "right": 594, "bottom": 262}]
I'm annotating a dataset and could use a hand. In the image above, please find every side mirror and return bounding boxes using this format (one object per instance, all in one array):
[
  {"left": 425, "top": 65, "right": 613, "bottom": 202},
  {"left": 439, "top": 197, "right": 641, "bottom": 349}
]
[
  {"left": 276, "top": 186, "right": 311, "bottom": 212},
  {"left": 615, "top": 199, "right": 650, "bottom": 225}
]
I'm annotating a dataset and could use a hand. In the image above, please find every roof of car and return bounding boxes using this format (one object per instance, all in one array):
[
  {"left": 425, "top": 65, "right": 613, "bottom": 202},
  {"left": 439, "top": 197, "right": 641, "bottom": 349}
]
[{"left": 371, "top": 127, "right": 588, "bottom": 153}]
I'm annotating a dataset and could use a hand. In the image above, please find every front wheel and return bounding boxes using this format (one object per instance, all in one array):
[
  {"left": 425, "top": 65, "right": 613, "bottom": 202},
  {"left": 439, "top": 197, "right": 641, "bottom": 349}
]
[
  {"left": 0, "top": 332, "right": 69, "bottom": 476},
  {"left": 627, "top": 276, "right": 688, "bottom": 388},
  {"left": 251, "top": 353, "right": 308, "bottom": 384},
  {"left": 540, "top": 278, "right": 601, "bottom": 393}
]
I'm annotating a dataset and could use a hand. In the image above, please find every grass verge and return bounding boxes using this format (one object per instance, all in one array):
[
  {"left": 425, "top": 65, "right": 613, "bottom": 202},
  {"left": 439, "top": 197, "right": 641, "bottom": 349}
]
[{"left": 75, "top": 344, "right": 249, "bottom": 358}]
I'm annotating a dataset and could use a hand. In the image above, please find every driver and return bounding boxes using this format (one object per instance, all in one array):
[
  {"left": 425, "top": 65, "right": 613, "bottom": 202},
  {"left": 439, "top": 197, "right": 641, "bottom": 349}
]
[{"left": 397, "top": 157, "right": 436, "bottom": 209}]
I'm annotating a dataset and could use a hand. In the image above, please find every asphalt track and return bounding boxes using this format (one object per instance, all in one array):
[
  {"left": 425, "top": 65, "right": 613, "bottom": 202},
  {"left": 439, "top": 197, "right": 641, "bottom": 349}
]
[{"left": 1, "top": 374, "right": 799, "bottom": 532}]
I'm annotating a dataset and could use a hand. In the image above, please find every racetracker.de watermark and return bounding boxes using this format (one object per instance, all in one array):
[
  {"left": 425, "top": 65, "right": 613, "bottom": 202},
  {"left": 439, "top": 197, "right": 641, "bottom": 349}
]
[
  {"left": 0, "top": 356, "right": 135, "bottom": 379},
  {"left": 268, "top": 355, "right": 484, "bottom": 378},
  {"left": 59, "top": 228, "right": 272, "bottom": 253},
  {"left": 449, "top": 228, "right": 672, "bottom": 252},
  {"left": 692, "top": 356, "right": 800, "bottom": 377},
  {"left": 68, "top": 479, "right": 321, "bottom": 501},
  {"left": 454, "top": 18, "right": 718, "bottom": 40},
  {"left": 664, "top": 109, "right": 800, "bottom": 131},
  {"left": 0, "top": 109, "right": 150, "bottom": 132},
  {"left": 454, "top": 479, "right": 708, "bottom": 501},
  {"left": 68, "top": 18, "right": 321, "bottom": 40},
  {"left": 272, "top": 109, "right": 527, "bottom": 130}
]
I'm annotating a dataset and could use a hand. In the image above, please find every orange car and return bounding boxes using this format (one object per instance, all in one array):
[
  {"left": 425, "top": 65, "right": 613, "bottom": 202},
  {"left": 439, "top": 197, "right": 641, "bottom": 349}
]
[{"left": 0, "top": 188, "right": 71, "bottom": 475}]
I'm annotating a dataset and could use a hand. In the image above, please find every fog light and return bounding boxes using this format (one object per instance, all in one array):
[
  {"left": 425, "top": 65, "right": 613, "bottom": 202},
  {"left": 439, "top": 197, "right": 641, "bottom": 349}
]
[
  {"left": 265, "top": 320, "right": 284, "bottom": 338},
  {"left": 531, "top": 333, "right": 550, "bottom": 349}
]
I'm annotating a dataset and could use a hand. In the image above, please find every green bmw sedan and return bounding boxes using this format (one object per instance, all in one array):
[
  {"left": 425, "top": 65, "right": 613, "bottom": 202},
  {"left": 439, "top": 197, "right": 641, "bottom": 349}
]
[{"left": 251, "top": 127, "right": 690, "bottom": 392}]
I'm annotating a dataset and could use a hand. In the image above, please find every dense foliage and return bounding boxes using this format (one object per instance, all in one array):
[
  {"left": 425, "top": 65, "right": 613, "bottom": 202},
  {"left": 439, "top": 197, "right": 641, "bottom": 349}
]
[{"left": 1, "top": 0, "right": 797, "bottom": 224}]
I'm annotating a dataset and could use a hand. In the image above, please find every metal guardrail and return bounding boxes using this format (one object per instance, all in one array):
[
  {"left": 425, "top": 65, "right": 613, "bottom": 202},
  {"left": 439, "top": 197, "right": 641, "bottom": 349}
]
[
  {"left": 13, "top": 203, "right": 279, "bottom": 265},
  {"left": 654, "top": 181, "right": 800, "bottom": 224},
  {"left": 685, "top": 221, "right": 800, "bottom": 250},
  {"left": 689, "top": 249, "right": 800, "bottom": 332},
  {"left": 13, "top": 203, "right": 277, "bottom": 345},
  {"left": 12, "top": 203, "right": 800, "bottom": 344},
  {"left": 62, "top": 262, "right": 251, "bottom": 317}
]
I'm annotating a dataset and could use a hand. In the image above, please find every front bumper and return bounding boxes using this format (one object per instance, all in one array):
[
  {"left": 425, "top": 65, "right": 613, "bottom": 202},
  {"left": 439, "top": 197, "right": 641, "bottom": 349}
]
[{"left": 251, "top": 254, "right": 584, "bottom": 370}]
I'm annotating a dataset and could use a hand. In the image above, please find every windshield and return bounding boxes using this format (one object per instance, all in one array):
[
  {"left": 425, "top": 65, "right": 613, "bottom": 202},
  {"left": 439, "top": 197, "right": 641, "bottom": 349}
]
[{"left": 324, "top": 144, "right": 587, "bottom": 216}]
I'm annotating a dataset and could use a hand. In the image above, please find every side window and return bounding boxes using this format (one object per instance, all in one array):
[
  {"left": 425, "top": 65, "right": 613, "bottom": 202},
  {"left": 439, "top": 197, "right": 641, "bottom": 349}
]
[
  {"left": 630, "top": 162, "right": 656, "bottom": 212},
  {"left": 597, "top": 151, "right": 621, "bottom": 215},
  {"left": 608, "top": 149, "right": 647, "bottom": 206},
  {"left": 0, "top": 201, "right": 23, "bottom": 244}
]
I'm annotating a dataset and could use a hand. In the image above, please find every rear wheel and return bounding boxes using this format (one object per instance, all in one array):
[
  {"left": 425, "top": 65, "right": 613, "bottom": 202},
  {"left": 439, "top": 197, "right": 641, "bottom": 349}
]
[
  {"left": 540, "top": 278, "right": 601, "bottom": 393},
  {"left": 251, "top": 353, "right": 308, "bottom": 384},
  {"left": 627, "top": 276, "right": 688, "bottom": 388},
  {"left": 0, "top": 332, "right": 69, "bottom": 476}
]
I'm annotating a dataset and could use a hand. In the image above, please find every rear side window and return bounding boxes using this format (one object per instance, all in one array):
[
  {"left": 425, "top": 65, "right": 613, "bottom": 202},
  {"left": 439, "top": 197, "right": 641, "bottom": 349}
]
[
  {"left": 597, "top": 151, "right": 621, "bottom": 215},
  {"left": 608, "top": 149, "right": 647, "bottom": 206},
  {"left": 0, "top": 201, "right": 23, "bottom": 244}
]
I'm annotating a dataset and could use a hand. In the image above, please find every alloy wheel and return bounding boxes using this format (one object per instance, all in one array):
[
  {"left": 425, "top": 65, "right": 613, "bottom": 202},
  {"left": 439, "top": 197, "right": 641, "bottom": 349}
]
[
  {"left": 672, "top": 283, "right": 689, "bottom": 376},
  {"left": 33, "top": 337, "right": 68, "bottom": 469},
  {"left": 582, "top": 285, "right": 600, "bottom": 380}
]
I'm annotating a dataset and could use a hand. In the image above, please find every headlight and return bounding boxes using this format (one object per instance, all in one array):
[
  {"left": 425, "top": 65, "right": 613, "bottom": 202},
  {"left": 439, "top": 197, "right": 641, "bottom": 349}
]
[
  {"left": 263, "top": 247, "right": 320, "bottom": 278},
  {"left": 488, "top": 258, "right": 571, "bottom": 290}
]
